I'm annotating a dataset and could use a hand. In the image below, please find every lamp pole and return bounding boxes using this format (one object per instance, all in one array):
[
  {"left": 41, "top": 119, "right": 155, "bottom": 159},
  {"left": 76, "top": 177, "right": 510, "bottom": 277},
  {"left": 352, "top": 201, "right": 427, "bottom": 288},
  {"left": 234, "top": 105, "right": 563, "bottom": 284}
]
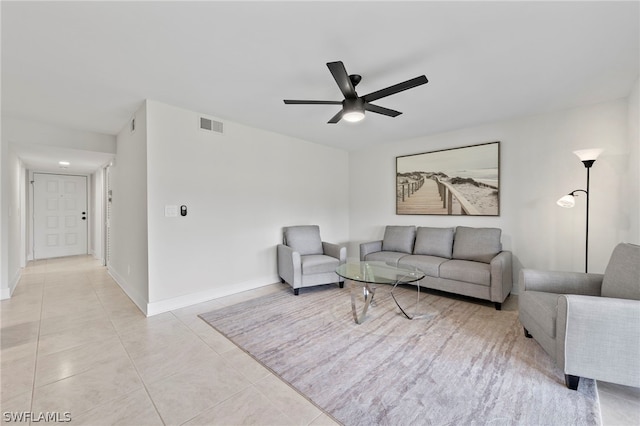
[
  {"left": 558, "top": 149, "right": 602, "bottom": 274},
  {"left": 583, "top": 161, "right": 593, "bottom": 273}
]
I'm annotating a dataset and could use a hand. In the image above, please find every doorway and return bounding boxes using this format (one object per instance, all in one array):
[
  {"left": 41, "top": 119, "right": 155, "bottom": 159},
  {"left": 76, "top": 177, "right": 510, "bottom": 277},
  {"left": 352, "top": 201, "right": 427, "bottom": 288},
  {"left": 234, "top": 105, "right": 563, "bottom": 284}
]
[{"left": 33, "top": 173, "right": 88, "bottom": 259}]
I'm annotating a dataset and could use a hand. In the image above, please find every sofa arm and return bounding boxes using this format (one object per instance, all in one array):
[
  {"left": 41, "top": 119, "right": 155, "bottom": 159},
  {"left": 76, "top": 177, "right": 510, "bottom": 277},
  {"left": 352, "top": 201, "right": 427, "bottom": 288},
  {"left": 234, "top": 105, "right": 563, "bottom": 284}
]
[
  {"left": 556, "top": 295, "right": 640, "bottom": 387},
  {"left": 277, "top": 244, "right": 301, "bottom": 287},
  {"left": 519, "top": 269, "right": 603, "bottom": 295},
  {"left": 323, "top": 241, "right": 346, "bottom": 264},
  {"left": 360, "top": 240, "right": 383, "bottom": 261},
  {"left": 490, "top": 251, "right": 513, "bottom": 303}
]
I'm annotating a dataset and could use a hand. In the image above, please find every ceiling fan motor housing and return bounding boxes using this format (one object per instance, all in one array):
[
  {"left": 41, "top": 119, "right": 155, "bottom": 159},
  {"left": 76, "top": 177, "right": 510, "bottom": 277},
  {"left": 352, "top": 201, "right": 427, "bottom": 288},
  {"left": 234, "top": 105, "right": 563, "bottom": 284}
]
[{"left": 343, "top": 97, "right": 364, "bottom": 112}]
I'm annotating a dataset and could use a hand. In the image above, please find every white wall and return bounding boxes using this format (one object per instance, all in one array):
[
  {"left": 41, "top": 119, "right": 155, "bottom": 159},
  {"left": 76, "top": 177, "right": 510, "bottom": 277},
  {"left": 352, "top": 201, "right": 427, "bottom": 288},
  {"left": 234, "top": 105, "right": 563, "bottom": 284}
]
[
  {"left": 348, "top": 98, "right": 636, "bottom": 279},
  {"left": 89, "top": 169, "right": 105, "bottom": 262},
  {"left": 3, "top": 116, "right": 116, "bottom": 153},
  {"left": 624, "top": 78, "right": 640, "bottom": 244},
  {"left": 0, "top": 144, "right": 24, "bottom": 299},
  {"left": 144, "top": 100, "right": 349, "bottom": 314},
  {"left": 108, "top": 103, "right": 150, "bottom": 312}
]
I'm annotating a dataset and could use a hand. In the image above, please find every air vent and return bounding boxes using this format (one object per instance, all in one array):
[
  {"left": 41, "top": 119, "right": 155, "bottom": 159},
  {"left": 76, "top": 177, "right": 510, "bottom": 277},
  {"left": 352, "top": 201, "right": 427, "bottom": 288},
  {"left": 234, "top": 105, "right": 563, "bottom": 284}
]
[{"left": 199, "top": 117, "right": 223, "bottom": 134}]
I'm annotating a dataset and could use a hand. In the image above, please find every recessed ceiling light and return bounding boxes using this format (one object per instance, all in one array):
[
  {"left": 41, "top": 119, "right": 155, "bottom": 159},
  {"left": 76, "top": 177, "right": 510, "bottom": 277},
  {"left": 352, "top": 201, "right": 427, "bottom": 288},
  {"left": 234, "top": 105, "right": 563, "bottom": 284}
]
[{"left": 59, "top": 161, "right": 70, "bottom": 167}]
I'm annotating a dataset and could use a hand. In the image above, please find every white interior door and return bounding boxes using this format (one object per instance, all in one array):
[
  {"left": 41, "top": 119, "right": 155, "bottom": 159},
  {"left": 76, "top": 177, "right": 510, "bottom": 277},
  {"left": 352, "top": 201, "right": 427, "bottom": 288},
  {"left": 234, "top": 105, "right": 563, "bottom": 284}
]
[{"left": 33, "top": 173, "right": 88, "bottom": 259}]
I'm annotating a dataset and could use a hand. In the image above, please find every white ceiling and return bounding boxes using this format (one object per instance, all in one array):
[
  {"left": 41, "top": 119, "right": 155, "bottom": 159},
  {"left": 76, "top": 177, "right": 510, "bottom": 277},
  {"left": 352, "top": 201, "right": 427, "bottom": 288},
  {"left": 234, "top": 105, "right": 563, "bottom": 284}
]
[{"left": 2, "top": 1, "right": 639, "bottom": 164}]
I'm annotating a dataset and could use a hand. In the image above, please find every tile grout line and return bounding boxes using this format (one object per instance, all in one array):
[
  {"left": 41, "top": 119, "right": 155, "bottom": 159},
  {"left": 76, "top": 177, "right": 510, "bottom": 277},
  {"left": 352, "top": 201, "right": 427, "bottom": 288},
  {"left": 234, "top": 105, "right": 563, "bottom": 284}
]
[
  {"left": 28, "top": 259, "right": 48, "bottom": 424},
  {"left": 92, "top": 266, "right": 168, "bottom": 426}
]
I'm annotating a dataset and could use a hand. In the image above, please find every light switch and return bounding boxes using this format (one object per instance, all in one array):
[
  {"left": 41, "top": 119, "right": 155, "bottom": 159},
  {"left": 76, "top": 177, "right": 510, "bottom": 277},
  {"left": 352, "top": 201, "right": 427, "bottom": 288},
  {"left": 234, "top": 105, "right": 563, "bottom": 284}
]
[{"left": 165, "top": 205, "right": 178, "bottom": 217}]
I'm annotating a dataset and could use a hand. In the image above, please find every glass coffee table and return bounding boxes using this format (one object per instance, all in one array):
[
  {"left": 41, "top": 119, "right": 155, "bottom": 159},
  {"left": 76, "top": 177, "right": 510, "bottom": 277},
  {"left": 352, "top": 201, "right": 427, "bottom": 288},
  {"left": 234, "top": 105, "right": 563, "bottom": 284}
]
[{"left": 336, "top": 261, "right": 426, "bottom": 324}]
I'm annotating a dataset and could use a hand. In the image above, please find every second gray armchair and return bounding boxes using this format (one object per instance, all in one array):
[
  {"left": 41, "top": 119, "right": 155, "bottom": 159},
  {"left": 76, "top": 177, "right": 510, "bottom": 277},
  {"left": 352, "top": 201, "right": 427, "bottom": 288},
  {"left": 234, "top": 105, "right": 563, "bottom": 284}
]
[
  {"left": 519, "top": 242, "right": 640, "bottom": 390},
  {"left": 277, "top": 225, "right": 346, "bottom": 295}
]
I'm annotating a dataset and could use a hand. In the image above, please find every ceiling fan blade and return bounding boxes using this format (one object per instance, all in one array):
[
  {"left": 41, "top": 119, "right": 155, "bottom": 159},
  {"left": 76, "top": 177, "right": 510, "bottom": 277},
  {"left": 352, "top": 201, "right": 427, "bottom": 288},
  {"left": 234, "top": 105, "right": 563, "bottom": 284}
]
[
  {"left": 327, "top": 61, "right": 357, "bottom": 99},
  {"left": 283, "top": 100, "right": 342, "bottom": 105},
  {"left": 327, "top": 110, "right": 343, "bottom": 124},
  {"left": 365, "top": 103, "right": 402, "bottom": 117},
  {"left": 362, "top": 75, "right": 428, "bottom": 103}
]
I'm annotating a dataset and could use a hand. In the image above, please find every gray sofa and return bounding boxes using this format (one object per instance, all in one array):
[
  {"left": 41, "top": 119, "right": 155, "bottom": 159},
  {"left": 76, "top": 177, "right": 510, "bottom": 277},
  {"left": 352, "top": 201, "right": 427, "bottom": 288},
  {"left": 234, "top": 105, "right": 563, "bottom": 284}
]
[
  {"left": 518, "top": 242, "right": 640, "bottom": 389},
  {"left": 360, "top": 225, "right": 512, "bottom": 310}
]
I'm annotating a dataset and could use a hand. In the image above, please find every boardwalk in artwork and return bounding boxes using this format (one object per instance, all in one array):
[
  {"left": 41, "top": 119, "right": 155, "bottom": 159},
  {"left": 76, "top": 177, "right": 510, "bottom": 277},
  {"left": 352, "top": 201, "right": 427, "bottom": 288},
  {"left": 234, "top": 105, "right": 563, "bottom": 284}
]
[{"left": 397, "top": 179, "right": 448, "bottom": 215}]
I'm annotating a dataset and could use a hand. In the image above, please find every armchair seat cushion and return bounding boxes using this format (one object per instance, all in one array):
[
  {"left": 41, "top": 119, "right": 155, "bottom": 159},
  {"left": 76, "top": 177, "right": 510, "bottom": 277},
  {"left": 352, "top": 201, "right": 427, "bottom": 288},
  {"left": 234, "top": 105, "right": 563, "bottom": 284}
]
[
  {"left": 398, "top": 255, "right": 447, "bottom": 278},
  {"left": 519, "top": 291, "right": 560, "bottom": 338},
  {"left": 364, "top": 251, "right": 407, "bottom": 267},
  {"left": 301, "top": 255, "right": 340, "bottom": 275},
  {"left": 440, "top": 260, "right": 491, "bottom": 286}
]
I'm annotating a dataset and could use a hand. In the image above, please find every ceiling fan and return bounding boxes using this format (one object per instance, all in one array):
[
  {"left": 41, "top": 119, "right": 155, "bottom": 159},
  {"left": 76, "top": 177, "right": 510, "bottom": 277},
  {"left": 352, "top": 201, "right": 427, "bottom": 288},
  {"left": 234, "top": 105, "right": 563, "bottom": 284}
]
[{"left": 283, "top": 61, "right": 428, "bottom": 124}]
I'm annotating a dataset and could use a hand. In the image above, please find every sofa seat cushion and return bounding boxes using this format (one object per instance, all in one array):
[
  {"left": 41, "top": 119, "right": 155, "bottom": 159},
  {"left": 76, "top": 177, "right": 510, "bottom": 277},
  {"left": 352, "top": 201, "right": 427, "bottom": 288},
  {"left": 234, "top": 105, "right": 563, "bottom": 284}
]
[
  {"left": 439, "top": 260, "right": 491, "bottom": 286},
  {"left": 364, "top": 251, "right": 407, "bottom": 267},
  {"left": 519, "top": 290, "right": 560, "bottom": 338},
  {"left": 452, "top": 226, "right": 502, "bottom": 264},
  {"left": 382, "top": 226, "right": 416, "bottom": 254},
  {"left": 414, "top": 227, "right": 454, "bottom": 258},
  {"left": 301, "top": 255, "right": 340, "bottom": 275},
  {"left": 398, "top": 255, "right": 447, "bottom": 278}
]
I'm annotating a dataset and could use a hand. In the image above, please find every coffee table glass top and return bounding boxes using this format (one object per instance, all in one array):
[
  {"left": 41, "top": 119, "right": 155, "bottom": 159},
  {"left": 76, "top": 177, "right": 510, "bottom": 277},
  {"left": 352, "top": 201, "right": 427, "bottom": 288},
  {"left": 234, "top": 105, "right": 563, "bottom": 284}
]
[{"left": 336, "top": 261, "right": 425, "bottom": 285}]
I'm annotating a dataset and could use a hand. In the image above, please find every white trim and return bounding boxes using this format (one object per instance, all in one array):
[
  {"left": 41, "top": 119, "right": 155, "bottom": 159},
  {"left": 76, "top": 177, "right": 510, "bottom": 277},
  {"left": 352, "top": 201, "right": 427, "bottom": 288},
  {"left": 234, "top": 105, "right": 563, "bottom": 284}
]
[
  {"left": 107, "top": 266, "right": 148, "bottom": 316},
  {"left": 145, "top": 275, "right": 280, "bottom": 317},
  {"left": 1, "top": 268, "right": 22, "bottom": 300}
]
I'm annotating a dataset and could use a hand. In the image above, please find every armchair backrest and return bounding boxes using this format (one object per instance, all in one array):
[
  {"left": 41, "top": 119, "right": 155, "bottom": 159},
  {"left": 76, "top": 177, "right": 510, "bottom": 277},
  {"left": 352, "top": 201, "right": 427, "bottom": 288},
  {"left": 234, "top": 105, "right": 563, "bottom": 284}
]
[
  {"left": 283, "top": 225, "right": 323, "bottom": 255},
  {"left": 601, "top": 243, "right": 640, "bottom": 300}
]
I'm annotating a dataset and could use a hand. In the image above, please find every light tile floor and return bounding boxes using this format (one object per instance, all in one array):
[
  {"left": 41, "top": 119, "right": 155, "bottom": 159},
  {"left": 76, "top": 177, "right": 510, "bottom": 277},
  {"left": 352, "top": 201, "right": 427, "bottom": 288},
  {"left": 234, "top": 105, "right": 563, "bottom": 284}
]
[{"left": 1, "top": 256, "right": 639, "bottom": 425}]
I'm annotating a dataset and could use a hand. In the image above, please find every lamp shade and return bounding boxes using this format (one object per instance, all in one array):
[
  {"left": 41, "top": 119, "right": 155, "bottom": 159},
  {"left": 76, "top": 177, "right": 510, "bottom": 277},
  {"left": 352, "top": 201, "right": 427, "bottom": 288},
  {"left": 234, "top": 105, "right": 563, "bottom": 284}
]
[
  {"left": 557, "top": 194, "right": 576, "bottom": 208},
  {"left": 573, "top": 149, "right": 603, "bottom": 162}
]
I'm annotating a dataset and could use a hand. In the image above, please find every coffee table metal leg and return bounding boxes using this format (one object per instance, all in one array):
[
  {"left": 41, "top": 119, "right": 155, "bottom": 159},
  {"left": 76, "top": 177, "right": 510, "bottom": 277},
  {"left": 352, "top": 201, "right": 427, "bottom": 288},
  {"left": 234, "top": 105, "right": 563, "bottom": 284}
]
[
  {"left": 350, "top": 280, "right": 375, "bottom": 324},
  {"left": 390, "top": 279, "right": 421, "bottom": 320}
]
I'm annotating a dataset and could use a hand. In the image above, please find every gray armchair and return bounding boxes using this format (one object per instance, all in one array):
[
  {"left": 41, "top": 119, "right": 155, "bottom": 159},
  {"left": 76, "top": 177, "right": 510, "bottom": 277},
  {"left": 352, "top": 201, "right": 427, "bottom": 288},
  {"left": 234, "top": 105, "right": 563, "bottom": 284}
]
[
  {"left": 519, "top": 243, "right": 640, "bottom": 390},
  {"left": 277, "top": 225, "right": 346, "bottom": 295}
]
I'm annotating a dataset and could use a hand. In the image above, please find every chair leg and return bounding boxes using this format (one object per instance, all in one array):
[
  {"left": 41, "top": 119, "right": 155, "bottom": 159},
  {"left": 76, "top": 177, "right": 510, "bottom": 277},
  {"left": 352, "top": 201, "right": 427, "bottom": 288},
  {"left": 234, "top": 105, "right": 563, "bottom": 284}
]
[
  {"left": 523, "top": 327, "right": 533, "bottom": 338},
  {"left": 494, "top": 302, "right": 502, "bottom": 310},
  {"left": 565, "top": 374, "right": 580, "bottom": 390},
  {"left": 293, "top": 288, "right": 299, "bottom": 296}
]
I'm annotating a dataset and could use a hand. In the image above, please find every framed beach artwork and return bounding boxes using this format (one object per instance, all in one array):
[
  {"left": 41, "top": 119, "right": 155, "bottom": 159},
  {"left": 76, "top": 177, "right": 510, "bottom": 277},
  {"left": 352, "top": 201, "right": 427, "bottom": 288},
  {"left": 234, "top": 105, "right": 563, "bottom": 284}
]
[{"left": 396, "top": 141, "right": 500, "bottom": 216}]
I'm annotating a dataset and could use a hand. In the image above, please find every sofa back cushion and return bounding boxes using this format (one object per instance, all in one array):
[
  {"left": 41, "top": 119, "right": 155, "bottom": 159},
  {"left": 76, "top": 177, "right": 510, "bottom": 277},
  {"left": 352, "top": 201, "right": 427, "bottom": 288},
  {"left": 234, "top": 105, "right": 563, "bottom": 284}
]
[
  {"left": 601, "top": 243, "right": 640, "bottom": 300},
  {"left": 414, "top": 227, "right": 455, "bottom": 258},
  {"left": 283, "top": 225, "right": 323, "bottom": 256},
  {"left": 382, "top": 226, "right": 416, "bottom": 254},
  {"left": 452, "top": 226, "right": 502, "bottom": 264}
]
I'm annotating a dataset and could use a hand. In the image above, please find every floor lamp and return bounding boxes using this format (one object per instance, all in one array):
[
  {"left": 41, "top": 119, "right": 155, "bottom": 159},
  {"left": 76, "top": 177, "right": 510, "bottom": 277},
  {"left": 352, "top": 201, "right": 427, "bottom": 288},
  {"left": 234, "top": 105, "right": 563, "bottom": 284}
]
[{"left": 557, "top": 149, "right": 603, "bottom": 273}]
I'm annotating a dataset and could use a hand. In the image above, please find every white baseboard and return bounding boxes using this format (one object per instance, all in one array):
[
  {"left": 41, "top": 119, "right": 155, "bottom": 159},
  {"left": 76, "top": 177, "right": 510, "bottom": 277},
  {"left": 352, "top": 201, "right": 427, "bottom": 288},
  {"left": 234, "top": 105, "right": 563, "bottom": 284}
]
[
  {"left": 145, "top": 275, "right": 281, "bottom": 317},
  {"left": 1, "top": 268, "right": 22, "bottom": 300},
  {"left": 107, "top": 267, "right": 280, "bottom": 317},
  {"left": 107, "top": 266, "right": 149, "bottom": 316}
]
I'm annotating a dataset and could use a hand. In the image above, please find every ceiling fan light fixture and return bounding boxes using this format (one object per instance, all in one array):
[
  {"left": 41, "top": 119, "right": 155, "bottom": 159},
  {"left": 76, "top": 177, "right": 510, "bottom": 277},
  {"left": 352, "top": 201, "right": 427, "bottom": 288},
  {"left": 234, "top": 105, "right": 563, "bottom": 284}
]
[
  {"left": 342, "top": 98, "right": 365, "bottom": 123},
  {"left": 343, "top": 110, "right": 365, "bottom": 122}
]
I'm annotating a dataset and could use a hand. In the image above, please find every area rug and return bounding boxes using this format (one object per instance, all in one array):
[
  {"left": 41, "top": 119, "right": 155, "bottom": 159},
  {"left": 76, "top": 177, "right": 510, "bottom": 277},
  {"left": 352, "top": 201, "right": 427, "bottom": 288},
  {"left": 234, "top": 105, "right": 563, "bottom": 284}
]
[{"left": 199, "top": 284, "right": 601, "bottom": 425}]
